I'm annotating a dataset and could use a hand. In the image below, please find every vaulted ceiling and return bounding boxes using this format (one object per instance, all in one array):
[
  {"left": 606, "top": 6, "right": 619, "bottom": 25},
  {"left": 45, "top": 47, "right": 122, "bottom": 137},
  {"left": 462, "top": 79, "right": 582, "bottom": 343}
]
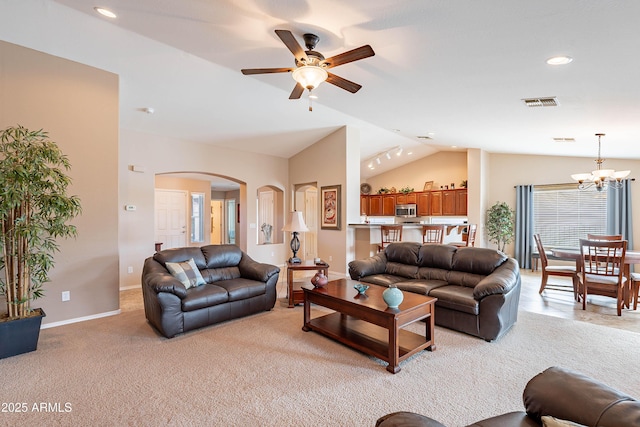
[{"left": 13, "top": 1, "right": 640, "bottom": 179}]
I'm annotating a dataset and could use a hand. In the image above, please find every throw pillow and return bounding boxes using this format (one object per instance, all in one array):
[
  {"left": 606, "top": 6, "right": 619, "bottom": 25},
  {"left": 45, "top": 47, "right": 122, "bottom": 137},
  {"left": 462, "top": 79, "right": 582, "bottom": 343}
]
[
  {"left": 541, "top": 416, "right": 586, "bottom": 427},
  {"left": 166, "top": 258, "right": 206, "bottom": 289}
]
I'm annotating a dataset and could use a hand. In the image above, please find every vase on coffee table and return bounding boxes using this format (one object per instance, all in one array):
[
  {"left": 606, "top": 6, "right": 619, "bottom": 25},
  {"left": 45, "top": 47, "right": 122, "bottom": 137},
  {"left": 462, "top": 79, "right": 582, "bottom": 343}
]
[{"left": 382, "top": 285, "right": 403, "bottom": 308}]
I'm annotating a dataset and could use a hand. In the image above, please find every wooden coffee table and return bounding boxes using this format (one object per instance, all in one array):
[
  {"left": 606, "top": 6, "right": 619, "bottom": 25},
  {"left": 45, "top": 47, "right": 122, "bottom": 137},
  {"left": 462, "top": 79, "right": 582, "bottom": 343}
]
[{"left": 302, "top": 278, "right": 436, "bottom": 373}]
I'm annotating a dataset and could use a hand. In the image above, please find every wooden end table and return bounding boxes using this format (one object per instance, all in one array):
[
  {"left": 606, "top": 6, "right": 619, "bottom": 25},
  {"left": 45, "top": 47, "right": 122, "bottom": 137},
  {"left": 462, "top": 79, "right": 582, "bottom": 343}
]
[
  {"left": 287, "top": 260, "right": 329, "bottom": 308},
  {"left": 302, "top": 278, "right": 436, "bottom": 374}
]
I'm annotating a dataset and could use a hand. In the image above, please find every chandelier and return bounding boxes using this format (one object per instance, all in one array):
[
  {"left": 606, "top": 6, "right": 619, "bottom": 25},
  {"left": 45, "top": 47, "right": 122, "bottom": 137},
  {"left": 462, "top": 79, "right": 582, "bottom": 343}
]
[{"left": 571, "top": 133, "right": 630, "bottom": 192}]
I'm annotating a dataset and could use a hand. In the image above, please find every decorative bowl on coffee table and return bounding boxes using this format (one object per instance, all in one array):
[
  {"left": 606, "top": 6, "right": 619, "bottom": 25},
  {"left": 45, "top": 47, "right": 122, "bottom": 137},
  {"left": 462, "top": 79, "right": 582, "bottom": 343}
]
[{"left": 354, "top": 283, "right": 369, "bottom": 295}]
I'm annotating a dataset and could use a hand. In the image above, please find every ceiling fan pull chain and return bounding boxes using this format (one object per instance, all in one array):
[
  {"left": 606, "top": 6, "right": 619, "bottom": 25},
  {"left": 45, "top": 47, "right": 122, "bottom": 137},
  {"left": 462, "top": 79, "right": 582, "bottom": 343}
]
[{"left": 308, "top": 90, "right": 314, "bottom": 112}]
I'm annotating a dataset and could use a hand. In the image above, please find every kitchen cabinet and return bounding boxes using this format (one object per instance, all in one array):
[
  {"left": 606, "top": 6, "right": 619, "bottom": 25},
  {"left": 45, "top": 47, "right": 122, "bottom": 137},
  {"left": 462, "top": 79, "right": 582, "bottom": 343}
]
[
  {"left": 368, "top": 195, "right": 382, "bottom": 216},
  {"left": 442, "top": 190, "right": 456, "bottom": 216},
  {"left": 361, "top": 189, "right": 466, "bottom": 216},
  {"left": 382, "top": 195, "right": 396, "bottom": 216},
  {"left": 360, "top": 196, "right": 369, "bottom": 216},
  {"left": 456, "top": 189, "right": 468, "bottom": 215},
  {"left": 396, "top": 193, "right": 417, "bottom": 205},
  {"left": 430, "top": 191, "right": 443, "bottom": 216},
  {"left": 417, "top": 192, "right": 431, "bottom": 216}
]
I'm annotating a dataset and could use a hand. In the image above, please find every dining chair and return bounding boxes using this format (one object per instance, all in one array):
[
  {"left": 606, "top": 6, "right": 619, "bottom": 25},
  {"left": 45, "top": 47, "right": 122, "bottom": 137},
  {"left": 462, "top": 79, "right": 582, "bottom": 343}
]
[
  {"left": 578, "top": 238, "right": 627, "bottom": 316},
  {"left": 451, "top": 224, "right": 477, "bottom": 247},
  {"left": 421, "top": 224, "right": 444, "bottom": 244},
  {"left": 534, "top": 234, "right": 577, "bottom": 297},
  {"left": 631, "top": 273, "right": 640, "bottom": 310},
  {"left": 586, "top": 234, "right": 623, "bottom": 241},
  {"left": 378, "top": 225, "right": 403, "bottom": 252}
]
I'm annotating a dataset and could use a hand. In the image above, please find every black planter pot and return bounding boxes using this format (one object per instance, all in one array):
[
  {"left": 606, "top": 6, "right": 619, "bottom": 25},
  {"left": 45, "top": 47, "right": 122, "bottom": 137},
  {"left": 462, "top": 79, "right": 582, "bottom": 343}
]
[{"left": 0, "top": 308, "right": 46, "bottom": 359}]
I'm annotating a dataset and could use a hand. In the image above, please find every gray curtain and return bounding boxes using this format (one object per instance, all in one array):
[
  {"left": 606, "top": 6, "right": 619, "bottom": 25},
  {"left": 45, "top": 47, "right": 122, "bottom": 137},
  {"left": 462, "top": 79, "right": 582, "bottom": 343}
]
[
  {"left": 607, "top": 179, "right": 634, "bottom": 249},
  {"left": 515, "top": 185, "right": 534, "bottom": 268}
]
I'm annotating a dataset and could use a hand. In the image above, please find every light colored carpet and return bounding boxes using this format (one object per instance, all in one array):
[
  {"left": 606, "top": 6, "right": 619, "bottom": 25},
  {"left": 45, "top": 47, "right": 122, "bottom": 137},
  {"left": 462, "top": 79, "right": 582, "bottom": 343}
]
[{"left": 1, "top": 300, "right": 639, "bottom": 427}]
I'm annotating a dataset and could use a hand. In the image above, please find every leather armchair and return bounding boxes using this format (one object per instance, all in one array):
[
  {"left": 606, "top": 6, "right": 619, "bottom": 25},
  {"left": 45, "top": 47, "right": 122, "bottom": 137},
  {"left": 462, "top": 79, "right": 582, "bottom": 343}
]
[{"left": 377, "top": 366, "right": 640, "bottom": 427}]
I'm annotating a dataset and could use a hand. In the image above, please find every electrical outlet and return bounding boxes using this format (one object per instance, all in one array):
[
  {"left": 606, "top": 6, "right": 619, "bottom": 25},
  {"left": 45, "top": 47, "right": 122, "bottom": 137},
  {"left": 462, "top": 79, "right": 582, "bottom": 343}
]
[
  {"left": 329, "top": 256, "right": 333, "bottom": 261},
  {"left": 61, "top": 291, "right": 70, "bottom": 302},
  {"left": 127, "top": 266, "right": 133, "bottom": 274}
]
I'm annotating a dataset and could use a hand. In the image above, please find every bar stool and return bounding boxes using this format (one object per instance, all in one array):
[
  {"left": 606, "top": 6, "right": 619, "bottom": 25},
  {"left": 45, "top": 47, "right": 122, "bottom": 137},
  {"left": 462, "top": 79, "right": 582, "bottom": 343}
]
[
  {"left": 451, "top": 224, "right": 477, "bottom": 247},
  {"left": 421, "top": 225, "right": 444, "bottom": 244},
  {"left": 378, "top": 225, "right": 403, "bottom": 252}
]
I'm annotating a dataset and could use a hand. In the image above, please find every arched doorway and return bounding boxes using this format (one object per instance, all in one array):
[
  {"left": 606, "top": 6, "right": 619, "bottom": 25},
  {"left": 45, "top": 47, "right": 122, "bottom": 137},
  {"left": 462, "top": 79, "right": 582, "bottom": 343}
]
[{"left": 154, "top": 172, "right": 245, "bottom": 250}]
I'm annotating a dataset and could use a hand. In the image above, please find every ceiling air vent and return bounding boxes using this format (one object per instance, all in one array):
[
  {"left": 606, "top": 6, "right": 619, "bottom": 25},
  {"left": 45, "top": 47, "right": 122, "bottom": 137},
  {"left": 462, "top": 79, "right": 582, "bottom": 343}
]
[
  {"left": 522, "top": 97, "right": 559, "bottom": 107},
  {"left": 552, "top": 137, "right": 575, "bottom": 142}
]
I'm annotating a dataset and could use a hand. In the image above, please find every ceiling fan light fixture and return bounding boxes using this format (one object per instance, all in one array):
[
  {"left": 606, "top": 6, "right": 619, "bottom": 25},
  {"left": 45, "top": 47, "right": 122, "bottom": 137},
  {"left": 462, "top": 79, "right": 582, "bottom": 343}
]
[{"left": 292, "top": 65, "right": 328, "bottom": 90}]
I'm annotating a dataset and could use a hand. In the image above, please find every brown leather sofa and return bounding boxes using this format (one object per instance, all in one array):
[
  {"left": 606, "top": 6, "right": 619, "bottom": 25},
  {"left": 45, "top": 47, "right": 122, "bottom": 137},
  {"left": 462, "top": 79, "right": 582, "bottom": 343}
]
[
  {"left": 142, "top": 244, "right": 280, "bottom": 338},
  {"left": 348, "top": 242, "right": 520, "bottom": 341},
  {"left": 376, "top": 366, "right": 640, "bottom": 427}
]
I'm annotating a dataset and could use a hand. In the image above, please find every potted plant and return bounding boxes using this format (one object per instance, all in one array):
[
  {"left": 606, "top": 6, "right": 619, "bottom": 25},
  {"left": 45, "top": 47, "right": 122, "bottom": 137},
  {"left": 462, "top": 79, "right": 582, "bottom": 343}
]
[
  {"left": 0, "top": 126, "right": 81, "bottom": 358},
  {"left": 400, "top": 186, "right": 414, "bottom": 194},
  {"left": 485, "top": 201, "right": 515, "bottom": 252}
]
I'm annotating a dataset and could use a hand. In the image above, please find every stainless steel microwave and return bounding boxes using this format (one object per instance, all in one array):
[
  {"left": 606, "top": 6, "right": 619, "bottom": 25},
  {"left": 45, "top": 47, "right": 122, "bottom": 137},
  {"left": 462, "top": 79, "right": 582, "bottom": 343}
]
[{"left": 395, "top": 204, "right": 417, "bottom": 218}]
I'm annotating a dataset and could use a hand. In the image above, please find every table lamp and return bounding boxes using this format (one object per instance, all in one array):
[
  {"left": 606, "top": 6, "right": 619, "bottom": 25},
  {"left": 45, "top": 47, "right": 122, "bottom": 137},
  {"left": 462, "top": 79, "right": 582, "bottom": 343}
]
[{"left": 282, "top": 211, "right": 309, "bottom": 264}]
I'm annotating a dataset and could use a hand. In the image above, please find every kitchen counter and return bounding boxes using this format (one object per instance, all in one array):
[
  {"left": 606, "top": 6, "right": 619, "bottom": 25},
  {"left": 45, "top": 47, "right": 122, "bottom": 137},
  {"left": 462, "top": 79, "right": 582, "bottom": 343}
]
[{"left": 349, "top": 222, "right": 469, "bottom": 259}]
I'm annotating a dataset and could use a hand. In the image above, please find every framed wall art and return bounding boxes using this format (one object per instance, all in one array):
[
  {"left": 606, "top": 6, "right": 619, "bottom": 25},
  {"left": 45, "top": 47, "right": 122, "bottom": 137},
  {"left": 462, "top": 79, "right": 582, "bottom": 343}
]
[
  {"left": 423, "top": 181, "right": 434, "bottom": 191},
  {"left": 320, "top": 185, "right": 341, "bottom": 230}
]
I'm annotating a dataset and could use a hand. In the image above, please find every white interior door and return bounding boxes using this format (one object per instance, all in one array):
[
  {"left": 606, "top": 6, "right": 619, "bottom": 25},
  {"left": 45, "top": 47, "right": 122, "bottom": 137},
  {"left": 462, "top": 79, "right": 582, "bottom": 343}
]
[{"left": 155, "top": 189, "right": 187, "bottom": 249}]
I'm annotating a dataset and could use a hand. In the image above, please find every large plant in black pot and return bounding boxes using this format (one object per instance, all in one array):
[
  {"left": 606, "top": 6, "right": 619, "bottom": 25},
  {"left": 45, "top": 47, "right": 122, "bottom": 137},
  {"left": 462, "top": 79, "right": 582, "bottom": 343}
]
[
  {"left": 485, "top": 201, "right": 514, "bottom": 252},
  {"left": 0, "top": 126, "right": 81, "bottom": 358}
]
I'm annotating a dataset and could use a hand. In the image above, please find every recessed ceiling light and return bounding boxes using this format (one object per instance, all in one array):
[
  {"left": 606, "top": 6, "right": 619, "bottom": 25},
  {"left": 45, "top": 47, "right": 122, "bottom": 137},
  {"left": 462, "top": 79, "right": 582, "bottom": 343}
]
[
  {"left": 546, "top": 56, "right": 573, "bottom": 65},
  {"left": 94, "top": 7, "right": 117, "bottom": 18}
]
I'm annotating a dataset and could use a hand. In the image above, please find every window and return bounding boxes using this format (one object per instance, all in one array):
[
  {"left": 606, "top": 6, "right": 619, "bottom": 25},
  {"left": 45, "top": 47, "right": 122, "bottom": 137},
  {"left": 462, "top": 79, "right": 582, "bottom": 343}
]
[
  {"left": 533, "top": 184, "right": 607, "bottom": 249},
  {"left": 226, "top": 199, "right": 236, "bottom": 244},
  {"left": 190, "top": 193, "right": 205, "bottom": 243}
]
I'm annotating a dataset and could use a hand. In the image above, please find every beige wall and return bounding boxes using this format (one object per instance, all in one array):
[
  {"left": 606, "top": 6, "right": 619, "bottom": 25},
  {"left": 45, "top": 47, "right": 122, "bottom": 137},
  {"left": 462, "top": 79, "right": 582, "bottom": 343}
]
[
  {"left": 289, "top": 127, "right": 360, "bottom": 276},
  {"left": 118, "top": 128, "right": 291, "bottom": 288},
  {"left": 365, "top": 151, "right": 467, "bottom": 194},
  {"left": 486, "top": 153, "right": 640, "bottom": 254},
  {"left": 0, "top": 41, "right": 120, "bottom": 325}
]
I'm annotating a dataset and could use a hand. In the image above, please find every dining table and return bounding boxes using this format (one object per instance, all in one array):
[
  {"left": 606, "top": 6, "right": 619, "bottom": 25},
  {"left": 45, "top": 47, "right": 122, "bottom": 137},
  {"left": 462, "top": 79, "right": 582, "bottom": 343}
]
[{"left": 551, "top": 247, "right": 640, "bottom": 308}]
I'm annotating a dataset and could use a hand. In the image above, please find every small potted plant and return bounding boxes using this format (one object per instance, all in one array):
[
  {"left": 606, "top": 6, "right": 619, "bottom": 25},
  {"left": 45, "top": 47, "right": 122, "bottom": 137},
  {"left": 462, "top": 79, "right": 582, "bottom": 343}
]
[
  {"left": 400, "top": 186, "right": 414, "bottom": 194},
  {"left": 0, "top": 126, "right": 82, "bottom": 358},
  {"left": 485, "top": 201, "right": 515, "bottom": 252}
]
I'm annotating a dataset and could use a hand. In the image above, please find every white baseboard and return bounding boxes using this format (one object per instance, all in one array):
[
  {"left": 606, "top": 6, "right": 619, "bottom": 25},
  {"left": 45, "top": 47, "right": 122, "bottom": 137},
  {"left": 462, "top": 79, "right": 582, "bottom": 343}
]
[
  {"left": 41, "top": 309, "right": 121, "bottom": 329},
  {"left": 120, "top": 284, "right": 141, "bottom": 291}
]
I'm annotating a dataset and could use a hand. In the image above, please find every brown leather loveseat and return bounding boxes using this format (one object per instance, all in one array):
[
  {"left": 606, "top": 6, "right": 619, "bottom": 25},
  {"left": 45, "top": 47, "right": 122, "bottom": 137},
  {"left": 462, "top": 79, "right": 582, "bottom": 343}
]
[
  {"left": 376, "top": 366, "right": 640, "bottom": 426},
  {"left": 142, "top": 244, "right": 280, "bottom": 338},
  {"left": 348, "top": 242, "right": 520, "bottom": 341}
]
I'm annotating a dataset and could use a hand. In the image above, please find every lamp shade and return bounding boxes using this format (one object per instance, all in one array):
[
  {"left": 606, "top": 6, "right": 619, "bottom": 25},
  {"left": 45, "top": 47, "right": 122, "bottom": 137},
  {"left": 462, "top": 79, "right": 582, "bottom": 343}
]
[
  {"left": 291, "top": 66, "right": 328, "bottom": 90},
  {"left": 282, "top": 211, "right": 309, "bottom": 232}
]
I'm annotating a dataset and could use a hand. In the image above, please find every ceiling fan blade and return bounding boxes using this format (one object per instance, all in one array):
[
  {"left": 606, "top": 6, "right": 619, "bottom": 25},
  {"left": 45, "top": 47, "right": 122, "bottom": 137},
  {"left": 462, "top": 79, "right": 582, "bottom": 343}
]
[
  {"left": 289, "top": 83, "right": 305, "bottom": 99},
  {"left": 275, "top": 29, "right": 308, "bottom": 63},
  {"left": 326, "top": 72, "right": 362, "bottom": 93},
  {"left": 322, "top": 45, "right": 375, "bottom": 68},
  {"left": 241, "top": 67, "right": 293, "bottom": 75}
]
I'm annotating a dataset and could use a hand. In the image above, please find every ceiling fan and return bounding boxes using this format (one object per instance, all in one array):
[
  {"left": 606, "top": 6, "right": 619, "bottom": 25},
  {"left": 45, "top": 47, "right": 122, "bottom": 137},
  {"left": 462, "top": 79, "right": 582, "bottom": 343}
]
[{"left": 241, "top": 30, "right": 375, "bottom": 105}]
